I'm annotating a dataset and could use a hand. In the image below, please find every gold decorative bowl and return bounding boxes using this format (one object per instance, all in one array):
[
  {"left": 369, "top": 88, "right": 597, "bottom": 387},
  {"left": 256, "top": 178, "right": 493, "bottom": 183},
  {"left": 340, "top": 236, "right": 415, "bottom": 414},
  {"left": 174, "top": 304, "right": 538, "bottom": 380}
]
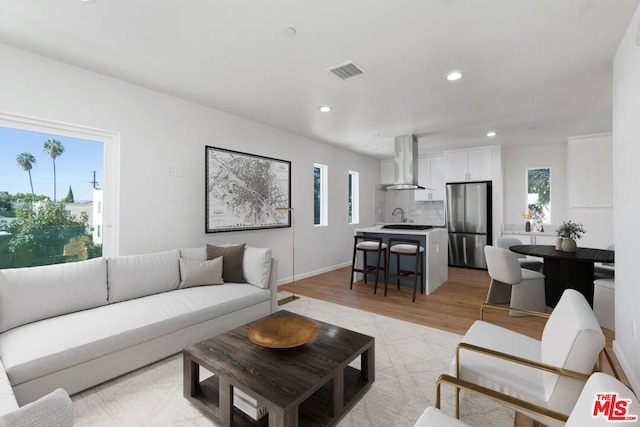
[{"left": 248, "top": 316, "right": 319, "bottom": 348}]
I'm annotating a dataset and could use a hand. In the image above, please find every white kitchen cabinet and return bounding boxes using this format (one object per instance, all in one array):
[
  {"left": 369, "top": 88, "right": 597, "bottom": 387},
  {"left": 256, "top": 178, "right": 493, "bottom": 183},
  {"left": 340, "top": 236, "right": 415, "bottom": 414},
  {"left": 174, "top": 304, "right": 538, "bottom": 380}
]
[
  {"left": 567, "top": 134, "right": 612, "bottom": 208},
  {"left": 501, "top": 232, "right": 556, "bottom": 245},
  {"left": 380, "top": 160, "right": 394, "bottom": 185},
  {"left": 415, "top": 156, "right": 445, "bottom": 201},
  {"left": 445, "top": 147, "right": 492, "bottom": 183}
]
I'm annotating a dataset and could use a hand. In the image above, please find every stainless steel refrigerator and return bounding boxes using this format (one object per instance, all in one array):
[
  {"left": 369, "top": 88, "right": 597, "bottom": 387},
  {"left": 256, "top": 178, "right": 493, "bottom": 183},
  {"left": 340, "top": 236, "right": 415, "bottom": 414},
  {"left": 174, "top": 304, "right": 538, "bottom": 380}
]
[{"left": 446, "top": 181, "right": 492, "bottom": 269}]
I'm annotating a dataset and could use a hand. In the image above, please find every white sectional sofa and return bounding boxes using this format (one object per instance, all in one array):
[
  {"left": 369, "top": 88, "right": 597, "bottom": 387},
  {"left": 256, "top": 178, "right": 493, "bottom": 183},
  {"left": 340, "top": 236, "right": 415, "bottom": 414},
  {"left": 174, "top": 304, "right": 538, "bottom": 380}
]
[{"left": 0, "top": 244, "right": 277, "bottom": 423}]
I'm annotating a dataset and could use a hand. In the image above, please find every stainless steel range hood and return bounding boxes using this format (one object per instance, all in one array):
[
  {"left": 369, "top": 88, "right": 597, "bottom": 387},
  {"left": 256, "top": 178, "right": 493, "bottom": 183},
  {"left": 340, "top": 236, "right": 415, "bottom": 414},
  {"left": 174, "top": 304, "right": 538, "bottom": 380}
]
[{"left": 382, "top": 135, "right": 429, "bottom": 191}]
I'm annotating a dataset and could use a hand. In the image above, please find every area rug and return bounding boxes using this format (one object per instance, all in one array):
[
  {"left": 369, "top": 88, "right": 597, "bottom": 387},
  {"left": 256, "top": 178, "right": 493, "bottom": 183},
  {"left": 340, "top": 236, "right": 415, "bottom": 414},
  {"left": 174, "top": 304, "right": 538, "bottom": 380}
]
[{"left": 72, "top": 294, "right": 515, "bottom": 426}]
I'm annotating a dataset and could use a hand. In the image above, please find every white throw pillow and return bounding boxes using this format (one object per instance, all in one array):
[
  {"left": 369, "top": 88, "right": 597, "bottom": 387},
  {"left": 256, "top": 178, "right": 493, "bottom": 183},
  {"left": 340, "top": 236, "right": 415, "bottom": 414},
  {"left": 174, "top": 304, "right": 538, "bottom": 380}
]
[
  {"left": 242, "top": 247, "right": 273, "bottom": 289},
  {"left": 179, "top": 257, "right": 224, "bottom": 288},
  {"left": 107, "top": 249, "right": 180, "bottom": 303},
  {"left": 179, "top": 247, "right": 207, "bottom": 261}
]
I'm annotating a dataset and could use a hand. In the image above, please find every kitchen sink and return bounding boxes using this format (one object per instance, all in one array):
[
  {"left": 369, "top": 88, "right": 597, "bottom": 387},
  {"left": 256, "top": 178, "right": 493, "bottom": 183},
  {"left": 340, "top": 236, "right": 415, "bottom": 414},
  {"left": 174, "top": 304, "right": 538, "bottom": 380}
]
[{"left": 381, "top": 224, "right": 434, "bottom": 230}]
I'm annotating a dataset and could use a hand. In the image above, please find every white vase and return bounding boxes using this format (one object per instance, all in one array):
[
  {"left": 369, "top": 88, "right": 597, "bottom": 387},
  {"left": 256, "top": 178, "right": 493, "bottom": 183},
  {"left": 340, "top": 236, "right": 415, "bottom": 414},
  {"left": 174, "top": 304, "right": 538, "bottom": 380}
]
[
  {"left": 561, "top": 238, "right": 577, "bottom": 253},
  {"left": 555, "top": 237, "right": 563, "bottom": 251}
]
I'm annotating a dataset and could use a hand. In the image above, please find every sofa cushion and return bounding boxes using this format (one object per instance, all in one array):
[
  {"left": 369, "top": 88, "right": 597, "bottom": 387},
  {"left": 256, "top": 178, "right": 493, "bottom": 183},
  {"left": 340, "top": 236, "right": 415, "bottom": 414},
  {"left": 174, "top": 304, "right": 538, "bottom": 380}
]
[
  {"left": 179, "top": 247, "right": 206, "bottom": 261},
  {"left": 107, "top": 250, "right": 180, "bottom": 303},
  {"left": 206, "top": 244, "right": 245, "bottom": 282},
  {"left": 0, "top": 360, "right": 18, "bottom": 417},
  {"left": 179, "top": 257, "right": 224, "bottom": 288},
  {"left": 242, "top": 247, "right": 273, "bottom": 289},
  {"left": 0, "top": 258, "right": 108, "bottom": 333},
  {"left": 452, "top": 320, "right": 547, "bottom": 403},
  {"left": 0, "top": 284, "right": 270, "bottom": 387}
]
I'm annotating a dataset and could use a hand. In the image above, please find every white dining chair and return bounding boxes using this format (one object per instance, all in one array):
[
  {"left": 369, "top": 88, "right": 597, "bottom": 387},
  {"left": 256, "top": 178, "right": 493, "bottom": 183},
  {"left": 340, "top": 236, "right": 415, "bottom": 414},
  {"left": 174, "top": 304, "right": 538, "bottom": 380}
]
[
  {"left": 495, "top": 237, "right": 543, "bottom": 272},
  {"left": 484, "top": 245, "right": 546, "bottom": 315}
]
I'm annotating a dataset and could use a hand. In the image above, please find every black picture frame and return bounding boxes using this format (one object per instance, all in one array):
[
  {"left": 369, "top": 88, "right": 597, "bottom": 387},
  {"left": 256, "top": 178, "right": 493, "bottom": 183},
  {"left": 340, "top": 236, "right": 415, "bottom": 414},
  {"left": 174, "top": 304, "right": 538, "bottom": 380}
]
[{"left": 205, "top": 146, "right": 291, "bottom": 233}]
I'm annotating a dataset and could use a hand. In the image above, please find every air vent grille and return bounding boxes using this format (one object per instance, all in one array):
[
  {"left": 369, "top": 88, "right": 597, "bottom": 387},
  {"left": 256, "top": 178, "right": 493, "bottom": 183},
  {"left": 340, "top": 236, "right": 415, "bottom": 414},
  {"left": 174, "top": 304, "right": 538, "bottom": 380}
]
[{"left": 327, "top": 61, "right": 365, "bottom": 80}]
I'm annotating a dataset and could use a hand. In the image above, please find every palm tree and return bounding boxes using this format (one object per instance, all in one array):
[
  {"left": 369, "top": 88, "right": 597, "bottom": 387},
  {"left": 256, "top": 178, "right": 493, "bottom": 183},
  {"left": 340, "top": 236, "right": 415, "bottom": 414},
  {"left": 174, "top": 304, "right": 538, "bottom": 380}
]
[
  {"left": 16, "top": 152, "right": 37, "bottom": 200},
  {"left": 43, "top": 139, "right": 64, "bottom": 202}
]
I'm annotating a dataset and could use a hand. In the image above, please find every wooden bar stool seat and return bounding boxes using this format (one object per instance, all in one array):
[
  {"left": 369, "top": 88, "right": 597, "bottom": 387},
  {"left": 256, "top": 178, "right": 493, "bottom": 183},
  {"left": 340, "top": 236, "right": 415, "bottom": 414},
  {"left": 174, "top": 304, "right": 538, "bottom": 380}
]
[
  {"left": 385, "top": 238, "right": 424, "bottom": 302},
  {"left": 350, "top": 236, "right": 387, "bottom": 294}
]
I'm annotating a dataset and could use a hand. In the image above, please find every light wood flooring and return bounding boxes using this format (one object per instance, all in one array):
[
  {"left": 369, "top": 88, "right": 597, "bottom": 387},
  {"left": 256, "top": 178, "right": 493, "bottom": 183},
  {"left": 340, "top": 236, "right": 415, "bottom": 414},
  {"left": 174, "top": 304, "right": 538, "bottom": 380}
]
[{"left": 279, "top": 266, "right": 626, "bottom": 426}]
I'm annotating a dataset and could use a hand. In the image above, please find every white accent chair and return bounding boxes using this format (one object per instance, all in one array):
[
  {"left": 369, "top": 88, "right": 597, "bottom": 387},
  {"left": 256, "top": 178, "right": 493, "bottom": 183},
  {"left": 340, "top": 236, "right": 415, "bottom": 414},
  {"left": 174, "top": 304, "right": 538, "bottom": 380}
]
[
  {"left": 450, "top": 289, "right": 606, "bottom": 426},
  {"left": 593, "top": 278, "right": 615, "bottom": 331},
  {"left": 0, "top": 388, "right": 73, "bottom": 427},
  {"left": 496, "top": 237, "right": 543, "bottom": 272},
  {"left": 413, "top": 373, "right": 638, "bottom": 427},
  {"left": 484, "top": 245, "right": 546, "bottom": 315}
]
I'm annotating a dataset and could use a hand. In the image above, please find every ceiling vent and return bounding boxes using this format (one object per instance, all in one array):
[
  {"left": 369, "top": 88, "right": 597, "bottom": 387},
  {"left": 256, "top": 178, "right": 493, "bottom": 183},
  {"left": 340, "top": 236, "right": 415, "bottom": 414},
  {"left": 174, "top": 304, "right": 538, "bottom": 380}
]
[{"left": 327, "top": 61, "right": 365, "bottom": 80}]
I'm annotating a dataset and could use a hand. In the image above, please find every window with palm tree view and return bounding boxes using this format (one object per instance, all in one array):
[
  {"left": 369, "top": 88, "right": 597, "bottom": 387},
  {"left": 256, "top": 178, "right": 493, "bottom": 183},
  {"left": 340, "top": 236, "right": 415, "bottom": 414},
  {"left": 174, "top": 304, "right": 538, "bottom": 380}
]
[{"left": 0, "top": 127, "right": 104, "bottom": 269}]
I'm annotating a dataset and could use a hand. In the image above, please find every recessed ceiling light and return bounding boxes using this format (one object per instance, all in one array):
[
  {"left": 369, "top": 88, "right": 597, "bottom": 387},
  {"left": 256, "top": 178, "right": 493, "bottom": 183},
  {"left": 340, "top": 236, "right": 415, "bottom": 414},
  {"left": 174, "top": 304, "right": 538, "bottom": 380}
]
[
  {"left": 486, "top": 131, "right": 497, "bottom": 137},
  {"left": 446, "top": 71, "right": 463, "bottom": 81},
  {"left": 77, "top": 0, "right": 97, "bottom": 3},
  {"left": 318, "top": 106, "right": 332, "bottom": 113}
]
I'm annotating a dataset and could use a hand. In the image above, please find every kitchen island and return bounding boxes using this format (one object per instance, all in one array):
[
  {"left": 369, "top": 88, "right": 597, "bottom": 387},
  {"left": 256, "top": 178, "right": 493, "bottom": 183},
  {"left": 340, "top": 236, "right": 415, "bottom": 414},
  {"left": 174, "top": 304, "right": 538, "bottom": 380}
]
[{"left": 354, "top": 225, "right": 449, "bottom": 295}]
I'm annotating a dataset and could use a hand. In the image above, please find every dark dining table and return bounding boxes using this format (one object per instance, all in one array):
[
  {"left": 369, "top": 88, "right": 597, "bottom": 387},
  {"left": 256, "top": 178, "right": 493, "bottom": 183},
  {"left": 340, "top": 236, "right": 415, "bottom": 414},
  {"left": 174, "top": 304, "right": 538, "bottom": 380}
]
[{"left": 509, "top": 245, "right": 614, "bottom": 307}]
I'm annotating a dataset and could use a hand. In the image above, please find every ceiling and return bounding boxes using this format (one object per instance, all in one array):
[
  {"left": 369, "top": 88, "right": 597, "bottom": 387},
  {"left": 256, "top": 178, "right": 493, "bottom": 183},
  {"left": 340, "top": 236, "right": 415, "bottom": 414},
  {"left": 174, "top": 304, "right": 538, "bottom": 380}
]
[{"left": 0, "top": 0, "right": 638, "bottom": 159}]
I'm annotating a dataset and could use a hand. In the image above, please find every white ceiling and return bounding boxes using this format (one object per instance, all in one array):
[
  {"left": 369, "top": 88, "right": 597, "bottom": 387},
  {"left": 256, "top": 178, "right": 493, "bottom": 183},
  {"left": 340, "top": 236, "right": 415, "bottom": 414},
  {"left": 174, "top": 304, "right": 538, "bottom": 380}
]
[{"left": 0, "top": 0, "right": 638, "bottom": 159}]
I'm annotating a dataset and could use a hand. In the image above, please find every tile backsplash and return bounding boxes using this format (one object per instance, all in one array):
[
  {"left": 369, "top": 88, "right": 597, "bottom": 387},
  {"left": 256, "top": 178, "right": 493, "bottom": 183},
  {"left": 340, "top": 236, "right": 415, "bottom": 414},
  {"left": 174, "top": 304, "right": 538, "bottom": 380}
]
[{"left": 375, "top": 189, "right": 446, "bottom": 226}]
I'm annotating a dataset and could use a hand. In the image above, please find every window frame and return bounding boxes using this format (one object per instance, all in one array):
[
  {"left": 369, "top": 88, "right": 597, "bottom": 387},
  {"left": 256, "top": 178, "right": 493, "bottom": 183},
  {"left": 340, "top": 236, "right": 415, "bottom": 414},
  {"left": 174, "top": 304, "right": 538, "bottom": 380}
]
[
  {"left": 526, "top": 167, "right": 551, "bottom": 225},
  {"left": 313, "top": 163, "right": 328, "bottom": 227},
  {"left": 348, "top": 170, "right": 359, "bottom": 224},
  {"left": 0, "top": 112, "right": 120, "bottom": 256}
]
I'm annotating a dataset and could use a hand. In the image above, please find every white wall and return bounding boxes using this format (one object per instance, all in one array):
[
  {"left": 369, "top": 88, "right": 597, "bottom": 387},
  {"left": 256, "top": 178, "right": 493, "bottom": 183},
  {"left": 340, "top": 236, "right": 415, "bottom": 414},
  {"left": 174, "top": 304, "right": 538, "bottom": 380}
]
[
  {"left": 0, "top": 43, "right": 379, "bottom": 284},
  {"left": 502, "top": 143, "right": 567, "bottom": 227},
  {"left": 612, "top": 2, "right": 640, "bottom": 393}
]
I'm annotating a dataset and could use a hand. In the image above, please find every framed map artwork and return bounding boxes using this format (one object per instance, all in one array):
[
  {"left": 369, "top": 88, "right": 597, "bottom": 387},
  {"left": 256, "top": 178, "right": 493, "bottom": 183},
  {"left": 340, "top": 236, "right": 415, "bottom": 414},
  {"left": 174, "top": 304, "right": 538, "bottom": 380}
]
[{"left": 205, "top": 146, "right": 291, "bottom": 233}]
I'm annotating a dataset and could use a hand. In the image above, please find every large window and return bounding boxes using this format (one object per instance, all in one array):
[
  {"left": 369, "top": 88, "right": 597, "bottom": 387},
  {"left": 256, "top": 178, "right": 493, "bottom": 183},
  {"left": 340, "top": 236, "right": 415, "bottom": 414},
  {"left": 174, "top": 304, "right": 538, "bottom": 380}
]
[
  {"left": 527, "top": 168, "right": 551, "bottom": 226},
  {"left": 313, "top": 163, "right": 328, "bottom": 226},
  {"left": 348, "top": 171, "right": 359, "bottom": 224},
  {"left": 0, "top": 114, "right": 116, "bottom": 269}
]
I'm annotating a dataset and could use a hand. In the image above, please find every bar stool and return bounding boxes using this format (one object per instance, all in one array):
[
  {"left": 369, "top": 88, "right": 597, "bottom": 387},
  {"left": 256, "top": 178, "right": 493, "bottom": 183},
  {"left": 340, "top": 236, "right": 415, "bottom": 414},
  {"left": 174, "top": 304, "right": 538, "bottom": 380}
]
[
  {"left": 349, "top": 236, "right": 387, "bottom": 294},
  {"left": 385, "top": 238, "right": 424, "bottom": 302}
]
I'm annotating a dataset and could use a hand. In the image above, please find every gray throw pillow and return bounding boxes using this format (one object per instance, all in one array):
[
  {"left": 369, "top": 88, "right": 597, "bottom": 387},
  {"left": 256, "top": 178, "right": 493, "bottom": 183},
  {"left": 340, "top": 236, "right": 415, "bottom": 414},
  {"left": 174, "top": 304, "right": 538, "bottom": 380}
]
[
  {"left": 206, "top": 244, "right": 246, "bottom": 282},
  {"left": 179, "top": 256, "right": 224, "bottom": 288}
]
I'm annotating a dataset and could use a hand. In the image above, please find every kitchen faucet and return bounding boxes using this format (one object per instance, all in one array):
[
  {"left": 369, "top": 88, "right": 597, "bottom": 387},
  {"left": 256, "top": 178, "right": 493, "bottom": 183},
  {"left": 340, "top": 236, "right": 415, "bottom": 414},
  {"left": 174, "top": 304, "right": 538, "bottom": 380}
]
[{"left": 392, "top": 207, "right": 407, "bottom": 223}]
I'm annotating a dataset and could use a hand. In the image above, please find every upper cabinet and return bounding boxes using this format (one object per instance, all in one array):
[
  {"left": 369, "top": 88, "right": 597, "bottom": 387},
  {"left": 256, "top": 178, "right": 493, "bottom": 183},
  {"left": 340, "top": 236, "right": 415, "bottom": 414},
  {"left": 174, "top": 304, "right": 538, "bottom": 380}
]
[
  {"left": 415, "top": 156, "right": 445, "bottom": 201},
  {"left": 567, "top": 134, "right": 612, "bottom": 208},
  {"left": 380, "top": 160, "right": 394, "bottom": 185},
  {"left": 444, "top": 147, "right": 493, "bottom": 183}
]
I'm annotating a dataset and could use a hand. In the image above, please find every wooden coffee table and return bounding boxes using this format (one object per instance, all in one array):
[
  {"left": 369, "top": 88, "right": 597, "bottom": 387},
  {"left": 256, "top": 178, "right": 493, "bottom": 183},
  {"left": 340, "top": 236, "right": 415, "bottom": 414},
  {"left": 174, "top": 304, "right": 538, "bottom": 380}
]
[{"left": 183, "top": 310, "right": 375, "bottom": 427}]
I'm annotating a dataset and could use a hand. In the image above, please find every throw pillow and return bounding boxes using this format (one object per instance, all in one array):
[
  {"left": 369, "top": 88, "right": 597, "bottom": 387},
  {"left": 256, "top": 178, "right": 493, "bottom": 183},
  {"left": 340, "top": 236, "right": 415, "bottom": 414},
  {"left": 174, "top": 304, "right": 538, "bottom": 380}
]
[
  {"left": 206, "top": 243, "right": 246, "bottom": 282},
  {"left": 179, "top": 256, "right": 224, "bottom": 289}
]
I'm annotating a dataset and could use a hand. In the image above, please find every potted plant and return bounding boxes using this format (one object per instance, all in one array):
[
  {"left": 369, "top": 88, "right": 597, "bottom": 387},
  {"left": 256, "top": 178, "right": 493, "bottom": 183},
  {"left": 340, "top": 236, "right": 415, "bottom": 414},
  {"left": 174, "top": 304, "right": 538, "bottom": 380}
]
[{"left": 556, "top": 220, "right": 585, "bottom": 252}]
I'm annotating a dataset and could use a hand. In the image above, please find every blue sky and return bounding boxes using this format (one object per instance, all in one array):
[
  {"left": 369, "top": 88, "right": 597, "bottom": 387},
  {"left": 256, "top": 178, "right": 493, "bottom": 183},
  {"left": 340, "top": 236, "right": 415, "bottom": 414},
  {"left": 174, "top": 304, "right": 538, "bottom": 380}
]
[{"left": 0, "top": 127, "right": 103, "bottom": 202}]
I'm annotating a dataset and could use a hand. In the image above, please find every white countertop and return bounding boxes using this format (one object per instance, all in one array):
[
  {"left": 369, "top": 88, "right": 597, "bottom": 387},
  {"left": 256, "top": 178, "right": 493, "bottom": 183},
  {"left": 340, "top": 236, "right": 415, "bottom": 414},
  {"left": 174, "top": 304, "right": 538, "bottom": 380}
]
[
  {"left": 501, "top": 230, "right": 557, "bottom": 237},
  {"left": 355, "top": 225, "right": 448, "bottom": 236}
]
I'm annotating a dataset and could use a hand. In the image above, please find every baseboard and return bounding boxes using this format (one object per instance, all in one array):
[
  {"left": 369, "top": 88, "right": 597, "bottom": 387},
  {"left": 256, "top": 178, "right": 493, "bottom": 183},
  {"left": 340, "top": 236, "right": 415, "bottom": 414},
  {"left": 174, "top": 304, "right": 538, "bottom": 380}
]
[
  {"left": 613, "top": 339, "right": 640, "bottom": 393},
  {"left": 277, "top": 261, "right": 351, "bottom": 286}
]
